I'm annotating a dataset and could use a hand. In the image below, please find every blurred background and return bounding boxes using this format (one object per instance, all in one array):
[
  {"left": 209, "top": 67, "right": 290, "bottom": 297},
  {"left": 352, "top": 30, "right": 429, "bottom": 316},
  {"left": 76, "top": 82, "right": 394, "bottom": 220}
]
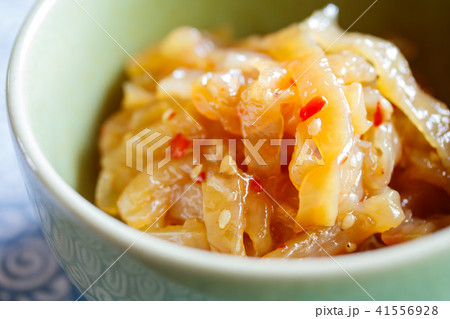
[{"left": 0, "top": 0, "right": 82, "bottom": 300}]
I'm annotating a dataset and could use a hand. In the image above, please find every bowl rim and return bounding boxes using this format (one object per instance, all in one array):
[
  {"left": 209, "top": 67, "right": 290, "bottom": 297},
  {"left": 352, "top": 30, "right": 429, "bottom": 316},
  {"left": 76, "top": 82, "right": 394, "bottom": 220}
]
[{"left": 7, "top": 0, "right": 450, "bottom": 291}]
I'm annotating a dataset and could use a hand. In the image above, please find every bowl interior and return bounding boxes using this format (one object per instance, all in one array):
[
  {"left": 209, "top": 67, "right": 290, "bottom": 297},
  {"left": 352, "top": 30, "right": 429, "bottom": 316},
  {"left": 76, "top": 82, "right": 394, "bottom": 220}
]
[{"left": 18, "top": 0, "right": 450, "bottom": 201}]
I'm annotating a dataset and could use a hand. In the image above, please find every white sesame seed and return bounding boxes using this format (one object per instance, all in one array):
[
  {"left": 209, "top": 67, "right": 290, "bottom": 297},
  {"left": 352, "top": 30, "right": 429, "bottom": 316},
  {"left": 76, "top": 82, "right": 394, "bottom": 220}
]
[
  {"left": 342, "top": 214, "right": 356, "bottom": 230},
  {"left": 379, "top": 98, "right": 393, "bottom": 120},
  {"left": 380, "top": 98, "right": 393, "bottom": 111},
  {"left": 350, "top": 156, "right": 358, "bottom": 168},
  {"left": 218, "top": 209, "right": 231, "bottom": 229},
  {"left": 219, "top": 155, "right": 237, "bottom": 175},
  {"left": 190, "top": 164, "right": 203, "bottom": 179},
  {"left": 308, "top": 118, "right": 322, "bottom": 136},
  {"left": 345, "top": 242, "right": 357, "bottom": 253},
  {"left": 162, "top": 108, "right": 176, "bottom": 121},
  {"left": 358, "top": 140, "right": 372, "bottom": 149}
]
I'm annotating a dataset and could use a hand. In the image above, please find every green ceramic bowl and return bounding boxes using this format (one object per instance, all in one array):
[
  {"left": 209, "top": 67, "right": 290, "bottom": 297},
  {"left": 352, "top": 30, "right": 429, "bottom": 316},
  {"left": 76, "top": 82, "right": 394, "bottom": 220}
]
[{"left": 7, "top": 0, "right": 450, "bottom": 300}]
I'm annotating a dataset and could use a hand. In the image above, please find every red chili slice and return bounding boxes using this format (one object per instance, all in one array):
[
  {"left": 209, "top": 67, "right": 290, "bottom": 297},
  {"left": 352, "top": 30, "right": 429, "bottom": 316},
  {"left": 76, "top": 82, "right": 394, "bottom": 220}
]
[
  {"left": 249, "top": 178, "right": 263, "bottom": 193},
  {"left": 299, "top": 96, "right": 327, "bottom": 121},
  {"left": 374, "top": 101, "right": 383, "bottom": 127},
  {"left": 341, "top": 156, "right": 348, "bottom": 165},
  {"left": 279, "top": 244, "right": 287, "bottom": 249},
  {"left": 170, "top": 133, "right": 190, "bottom": 159},
  {"left": 288, "top": 78, "right": 297, "bottom": 87},
  {"left": 168, "top": 112, "right": 177, "bottom": 120},
  {"left": 196, "top": 171, "right": 206, "bottom": 184}
]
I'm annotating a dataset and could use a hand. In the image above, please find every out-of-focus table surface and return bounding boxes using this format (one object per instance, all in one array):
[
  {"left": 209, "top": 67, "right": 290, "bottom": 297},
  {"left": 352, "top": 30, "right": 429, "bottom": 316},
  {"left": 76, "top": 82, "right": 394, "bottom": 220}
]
[{"left": 0, "top": 0, "right": 82, "bottom": 301}]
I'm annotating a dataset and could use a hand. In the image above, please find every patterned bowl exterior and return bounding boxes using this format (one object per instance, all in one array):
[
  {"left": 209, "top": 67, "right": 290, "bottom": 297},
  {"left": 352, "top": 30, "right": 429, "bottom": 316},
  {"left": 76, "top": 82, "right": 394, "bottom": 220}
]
[{"left": 13, "top": 142, "right": 210, "bottom": 301}]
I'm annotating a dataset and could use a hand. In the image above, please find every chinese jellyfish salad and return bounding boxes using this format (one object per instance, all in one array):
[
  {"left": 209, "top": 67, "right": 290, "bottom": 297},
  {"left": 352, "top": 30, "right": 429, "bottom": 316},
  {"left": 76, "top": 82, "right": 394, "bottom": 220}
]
[{"left": 95, "top": 4, "right": 450, "bottom": 258}]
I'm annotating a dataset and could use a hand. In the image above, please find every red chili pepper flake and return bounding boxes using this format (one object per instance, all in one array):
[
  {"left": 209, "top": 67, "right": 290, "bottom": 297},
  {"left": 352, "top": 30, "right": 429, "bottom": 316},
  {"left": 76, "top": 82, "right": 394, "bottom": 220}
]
[
  {"left": 299, "top": 96, "right": 327, "bottom": 121},
  {"left": 374, "top": 101, "right": 383, "bottom": 127},
  {"left": 196, "top": 171, "right": 206, "bottom": 184},
  {"left": 279, "top": 244, "right": 287, "bottom": 249},
  {"left": 168, "top": 112, "right": 177, "bottom": 120},
  {"left": 170, "top": 133, "right": 190, "bottom": 159},
  {"left": 249, "top": 178, "right": 263, "bottom": 193},
  {"left": 237, "top": 106, "right": 248, "bottom": 117},
  {"left": 289, "top": 78, "right": 297, "bottom": 87}
]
